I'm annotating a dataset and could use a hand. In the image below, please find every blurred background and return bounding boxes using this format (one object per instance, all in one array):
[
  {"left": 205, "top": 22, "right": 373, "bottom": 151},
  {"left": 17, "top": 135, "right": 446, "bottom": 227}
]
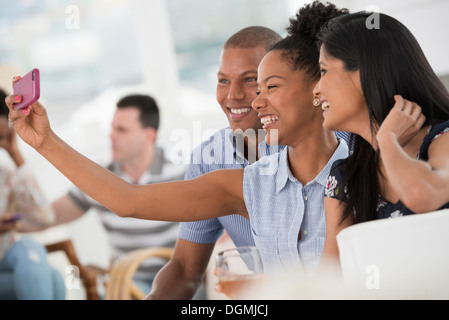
[{"left": 0, "top": 0, "right": 448, "bottom": 299}]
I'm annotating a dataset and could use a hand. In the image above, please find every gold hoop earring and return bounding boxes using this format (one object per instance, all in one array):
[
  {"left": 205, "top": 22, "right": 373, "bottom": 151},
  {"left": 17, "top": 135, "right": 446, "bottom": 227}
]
[{"left": 313, "top": 98, "right": 321, "bottom": 107}]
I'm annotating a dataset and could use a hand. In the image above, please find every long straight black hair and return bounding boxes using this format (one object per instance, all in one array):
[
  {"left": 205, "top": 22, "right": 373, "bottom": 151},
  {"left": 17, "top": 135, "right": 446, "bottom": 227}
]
[{"left": 318, "top": 11, "right": 449, "bottom": 223}]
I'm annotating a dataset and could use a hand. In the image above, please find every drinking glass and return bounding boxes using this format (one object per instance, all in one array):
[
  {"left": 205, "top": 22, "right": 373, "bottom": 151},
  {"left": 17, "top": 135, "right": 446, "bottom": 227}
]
[{"left": 215, "top": 246, "right": 264, "bottom": 299}]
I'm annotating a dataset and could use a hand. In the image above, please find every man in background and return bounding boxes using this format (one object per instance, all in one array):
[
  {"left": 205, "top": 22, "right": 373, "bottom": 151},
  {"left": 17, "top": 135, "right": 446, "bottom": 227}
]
[{"left": 34, "top": 94, "right": 185, "bottom": 294}]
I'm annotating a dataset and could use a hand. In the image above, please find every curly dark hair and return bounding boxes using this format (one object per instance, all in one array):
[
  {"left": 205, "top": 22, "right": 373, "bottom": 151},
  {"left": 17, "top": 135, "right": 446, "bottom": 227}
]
[
  {"left": 0, "top": 89, "right": 8, "bottom": 118},
  {"left": 270, "top": 1, "right": 349, "bottom": 82}
]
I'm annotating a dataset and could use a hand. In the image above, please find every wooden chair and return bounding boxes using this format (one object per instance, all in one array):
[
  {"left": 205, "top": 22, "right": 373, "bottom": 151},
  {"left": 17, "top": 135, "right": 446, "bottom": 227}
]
[
  {"left": 45, "top": 239, "right": 100, "bottom": 300},
  {"left": 46, "top": 240, "right": 174, "bottom": 300},
  {"left": 105, "top": 247, "right": 174, "bottom": 300}
]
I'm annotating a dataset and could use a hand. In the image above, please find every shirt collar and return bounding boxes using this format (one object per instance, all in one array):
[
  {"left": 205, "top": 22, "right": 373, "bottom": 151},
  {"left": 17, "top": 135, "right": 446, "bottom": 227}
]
[
  {"left": 275, "top": 147, "right": 293, "bottom": 193},
  {"left": 226, "top": 129, "right": 246, "bottom": 164},
  {"left": 275, "top": 139, "right": 349, "bottom": 193},
  {"left": 226, "top": 128, "right": 280, "bottom": 165}
]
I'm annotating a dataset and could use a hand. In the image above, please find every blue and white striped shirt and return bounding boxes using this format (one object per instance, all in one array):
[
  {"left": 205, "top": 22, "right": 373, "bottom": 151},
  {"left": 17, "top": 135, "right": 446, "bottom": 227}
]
[
  {"left": 243, "top": 139, "right": 349, "bottom": 276},
  {"left": 179, "top": 127, "right": 351, "bottom": 252}
]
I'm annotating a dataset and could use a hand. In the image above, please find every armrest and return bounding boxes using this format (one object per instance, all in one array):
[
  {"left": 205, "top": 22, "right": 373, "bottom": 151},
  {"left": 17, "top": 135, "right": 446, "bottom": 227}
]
[{"left": 106, "top": 247, "right": 173, "bottom": 300}]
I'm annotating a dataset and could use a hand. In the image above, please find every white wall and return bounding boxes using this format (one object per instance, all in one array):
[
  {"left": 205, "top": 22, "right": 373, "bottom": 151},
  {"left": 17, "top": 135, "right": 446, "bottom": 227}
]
[{"left": 305, "top": 0, "right": 449, "bottom": 75}]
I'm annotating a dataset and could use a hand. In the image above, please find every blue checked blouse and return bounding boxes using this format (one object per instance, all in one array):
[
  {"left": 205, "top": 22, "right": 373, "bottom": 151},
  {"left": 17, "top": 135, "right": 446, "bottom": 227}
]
[{"left": 243, "top": 140, "right": 349, "bottom": 276}]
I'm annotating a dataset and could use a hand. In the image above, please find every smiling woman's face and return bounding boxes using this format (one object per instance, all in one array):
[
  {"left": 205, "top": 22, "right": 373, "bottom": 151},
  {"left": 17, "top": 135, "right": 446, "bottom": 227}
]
[
  {"left": 314, "top": 45, "right": 369, "bottom": 135},
  {"left": 252, "top": 50, "right": 320, "bottom": 147}
]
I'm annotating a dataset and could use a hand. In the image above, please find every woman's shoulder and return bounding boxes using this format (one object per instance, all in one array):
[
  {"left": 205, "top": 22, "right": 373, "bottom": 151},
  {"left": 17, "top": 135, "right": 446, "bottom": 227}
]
[
  {"left": 325, "top": 158, "right": 348, "bottom": 200},
  {"left": 244, "top": 148, "right": 283, "bottom": 175},
  {"left": 329, "top": 157, "right": 348, "bottom": 175},
  {"left": 419, "top": 119, "right": 449, "bottom": 160}
]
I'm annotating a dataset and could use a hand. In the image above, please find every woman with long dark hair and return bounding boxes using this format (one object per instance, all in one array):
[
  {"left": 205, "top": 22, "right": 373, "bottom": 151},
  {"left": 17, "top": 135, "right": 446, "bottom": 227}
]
[{"left": 315, "top": 11, "right": 449, "bottom": 259}]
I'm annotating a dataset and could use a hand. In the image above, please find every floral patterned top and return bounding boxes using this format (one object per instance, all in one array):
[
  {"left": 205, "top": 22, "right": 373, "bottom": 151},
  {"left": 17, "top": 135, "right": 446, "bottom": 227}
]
[
  {"left": 325, "top": 120, "right": 449, "bottom": 219},
  {"left": 0, "top": 164, "right": 54, "bottom": 259}
]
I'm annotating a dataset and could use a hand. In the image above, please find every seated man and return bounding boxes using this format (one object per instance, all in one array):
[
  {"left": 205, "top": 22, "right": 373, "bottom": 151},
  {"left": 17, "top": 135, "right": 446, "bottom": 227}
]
[{"left": 28, "top": 94, "right": 186, "bottom": 294}]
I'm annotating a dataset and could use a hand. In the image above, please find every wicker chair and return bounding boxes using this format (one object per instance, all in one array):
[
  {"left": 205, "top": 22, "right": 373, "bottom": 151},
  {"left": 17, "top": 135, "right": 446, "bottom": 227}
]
[{"left": 105, "top": 247, "right": 174, "bottom": 300}]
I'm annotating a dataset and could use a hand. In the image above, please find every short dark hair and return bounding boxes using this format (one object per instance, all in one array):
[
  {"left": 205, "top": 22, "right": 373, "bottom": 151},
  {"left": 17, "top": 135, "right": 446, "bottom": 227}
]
[
  {"left": 116, "top": 94, "right": 159, "bottom": 130},
  {"left": 0, "top": 89, "right": 9, "bottom": 118},
  {"left": 223, "top": 26, "right": 282, "bottom": 51}
]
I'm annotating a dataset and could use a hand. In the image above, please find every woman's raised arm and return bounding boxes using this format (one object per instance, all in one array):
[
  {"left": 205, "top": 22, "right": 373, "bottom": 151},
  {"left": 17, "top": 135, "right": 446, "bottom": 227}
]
[
  {"left": 5, "top": 91, "right": 247, "bottom": 222},
  {"left": 376, "top": 95, "right": 449, "bottom": 213}
]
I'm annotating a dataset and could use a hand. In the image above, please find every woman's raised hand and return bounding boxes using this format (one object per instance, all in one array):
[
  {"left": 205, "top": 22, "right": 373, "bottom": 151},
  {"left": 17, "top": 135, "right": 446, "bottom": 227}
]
[
  {"left": 5, "top": 76, "right": 52, "bottom": 151},
  {"left": 377, "top": 95, "right": 426, "bottom": 148}
]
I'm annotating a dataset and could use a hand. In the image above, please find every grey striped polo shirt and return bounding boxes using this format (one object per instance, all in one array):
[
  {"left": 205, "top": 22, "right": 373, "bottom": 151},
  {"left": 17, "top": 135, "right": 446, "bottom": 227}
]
[{"left": 68, "top": 147, "right": 186, "bottom": 279}]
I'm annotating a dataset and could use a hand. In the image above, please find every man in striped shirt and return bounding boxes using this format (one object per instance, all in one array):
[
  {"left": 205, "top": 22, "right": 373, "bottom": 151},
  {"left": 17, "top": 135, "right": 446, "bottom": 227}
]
[{"left": 51, "top": 94, "right": 185, "bottom": 294}]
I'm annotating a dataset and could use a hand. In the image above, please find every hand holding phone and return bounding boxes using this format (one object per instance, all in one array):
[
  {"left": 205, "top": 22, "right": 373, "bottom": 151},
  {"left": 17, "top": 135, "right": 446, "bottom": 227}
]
[{"left": 13, "top": 69, "right": 40, "bottom": 110}]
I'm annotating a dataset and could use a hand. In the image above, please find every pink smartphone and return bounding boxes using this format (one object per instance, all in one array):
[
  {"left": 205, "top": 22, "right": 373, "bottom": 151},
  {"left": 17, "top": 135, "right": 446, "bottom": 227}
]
[{"left": 13, "top": 68, "right": 40, "bottom": 110}]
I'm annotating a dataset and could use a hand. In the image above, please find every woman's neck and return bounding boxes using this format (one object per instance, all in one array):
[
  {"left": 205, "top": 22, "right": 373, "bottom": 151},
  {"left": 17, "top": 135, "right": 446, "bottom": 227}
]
[{"left": 287, "top": 129, "right": 338, "bottom": 185}]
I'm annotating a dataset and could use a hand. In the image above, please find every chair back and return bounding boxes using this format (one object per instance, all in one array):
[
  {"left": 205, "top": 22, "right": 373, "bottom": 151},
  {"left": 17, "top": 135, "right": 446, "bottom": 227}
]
[{"left": 336, "top": 209, "right": 449, "bottom": 299}]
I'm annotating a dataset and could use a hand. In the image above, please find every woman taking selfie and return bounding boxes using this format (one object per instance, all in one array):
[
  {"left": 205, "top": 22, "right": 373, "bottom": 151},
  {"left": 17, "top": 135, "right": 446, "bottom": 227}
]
[{"left": 6, "top": 2, "right": 349, "bottom": 278}]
